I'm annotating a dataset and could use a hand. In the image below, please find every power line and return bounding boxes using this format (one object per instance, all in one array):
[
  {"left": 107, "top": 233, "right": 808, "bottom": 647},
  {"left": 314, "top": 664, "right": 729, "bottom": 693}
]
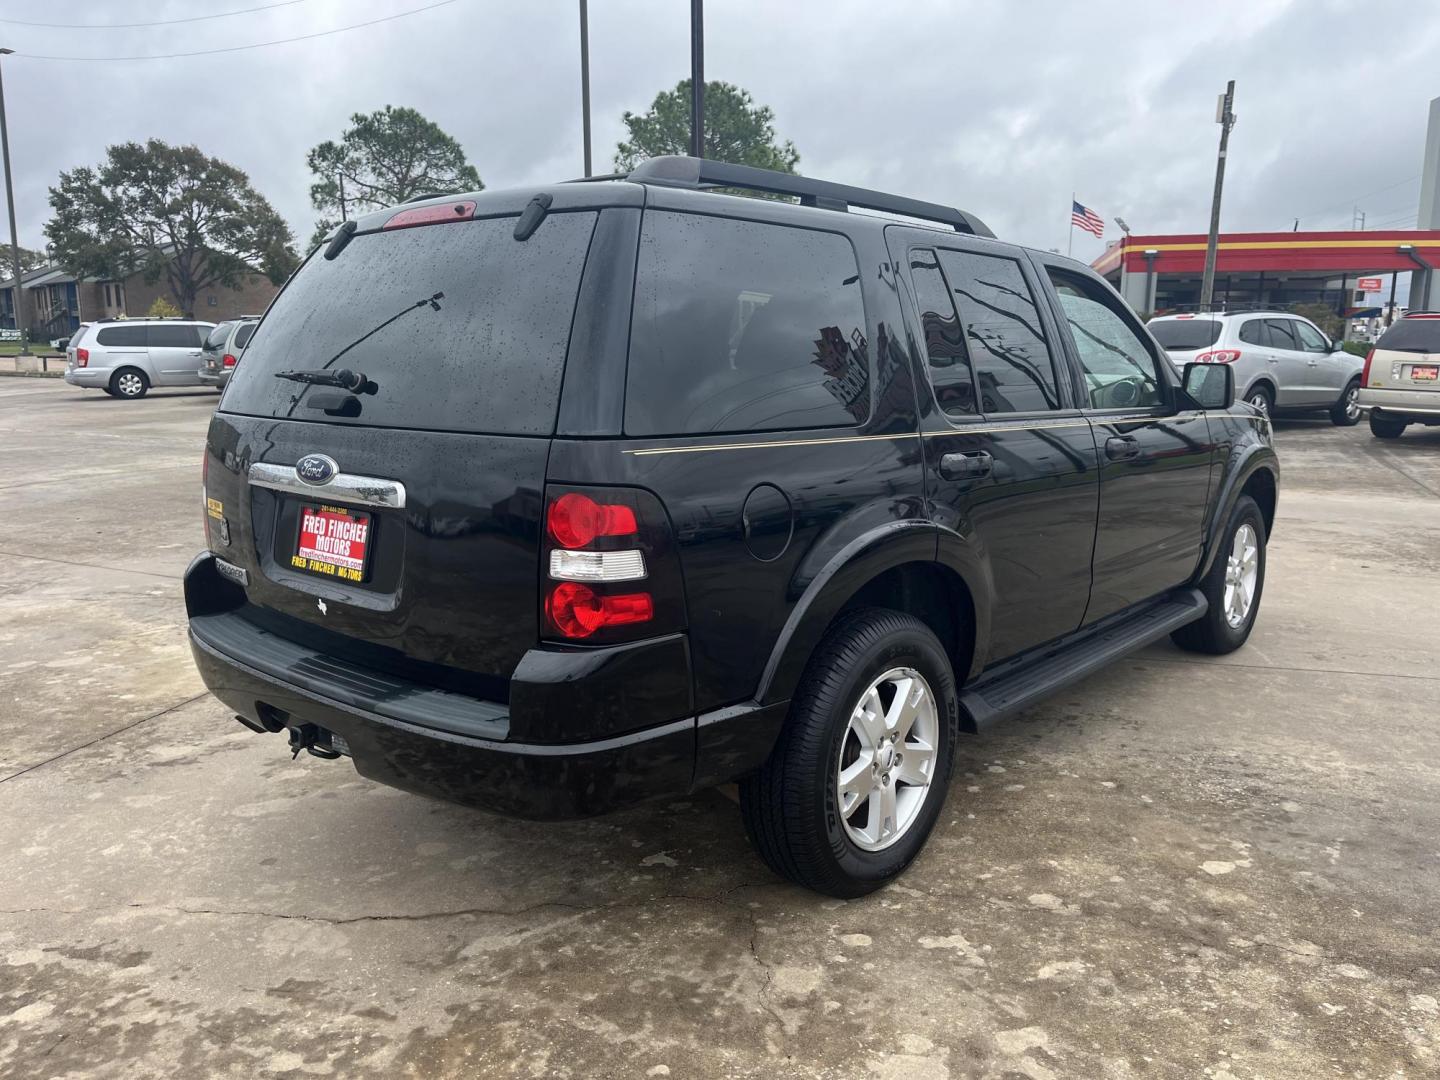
[
  {"left": 13, "top": 0, "right": 461, "bottom": 61},
  {"left": 0, "top": 0, "right": 311, "bottom": 30},
  {"left": 1292, "top": 174, "right": 1421, "bottom": 227}
]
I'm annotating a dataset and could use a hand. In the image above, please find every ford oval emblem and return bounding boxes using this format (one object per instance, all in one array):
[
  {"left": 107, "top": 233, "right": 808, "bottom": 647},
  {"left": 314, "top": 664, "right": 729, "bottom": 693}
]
[{"left": 295, "top": 453, "right": 338, "bottom": 486}]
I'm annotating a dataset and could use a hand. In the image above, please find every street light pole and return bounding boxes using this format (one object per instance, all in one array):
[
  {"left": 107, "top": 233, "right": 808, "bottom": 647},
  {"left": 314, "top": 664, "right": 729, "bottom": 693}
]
[
  {"left": 0, "top": 48, "right": 28, "bottom": 356},
  {"left": 1199, "top": 80, "right": 1236, "bottom": 313},
  {"left": 689, "top": 0, "right": 704, "bottom": 158},
  {"left": 579, "top": 0, "right": 592, "bottom": 177}
]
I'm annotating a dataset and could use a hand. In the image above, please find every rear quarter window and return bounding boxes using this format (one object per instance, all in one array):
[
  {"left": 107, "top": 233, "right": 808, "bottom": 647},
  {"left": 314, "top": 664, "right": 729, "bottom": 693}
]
[
  {"left": 221, "top": 212, "right": 598, "bottom": 435},
  {"left": 624, "top": 211, "right": 869, "bottom": 436},
  {"left": 95, "top": 325, "right": 146, "bottom": 348},
  {"left": 204, "top": 323, "right": 234, "bottom": 351},
  {"left": 1377, "top": 317, "right": 1440, "bottom": 353},
  {"left": 234, "top": 323, "right": 256, "bottom": 348},
  {"left": 1148, "top": 319, "right": 1222, "bottom": 350}
]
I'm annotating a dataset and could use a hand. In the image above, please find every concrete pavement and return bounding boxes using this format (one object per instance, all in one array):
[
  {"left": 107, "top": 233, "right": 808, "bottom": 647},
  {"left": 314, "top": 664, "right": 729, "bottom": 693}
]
[{"left": 2, "top": 379, "right": 1438, "bottom": 1078}]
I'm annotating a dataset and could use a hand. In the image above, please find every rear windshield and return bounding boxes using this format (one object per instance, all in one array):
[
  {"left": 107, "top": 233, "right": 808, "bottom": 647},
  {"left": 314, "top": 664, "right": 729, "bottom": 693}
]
[
  {"left": 1376, "top": 317, "right": 1440, "bottom": 354},
  {"left": 204, "top": 323, "right": 234, "bottom": 351},
  {"left": 222, "top": 212, "right": 598, "bottom": 434},
  {"left": 1148, "top": 318, "right": 1222, "bottom": 350}
]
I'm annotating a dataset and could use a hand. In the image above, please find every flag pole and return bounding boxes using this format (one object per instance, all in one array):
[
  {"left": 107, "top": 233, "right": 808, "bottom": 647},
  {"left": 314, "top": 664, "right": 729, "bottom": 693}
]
[{"left": 1067, "top": 192, "right": 1074, "bottom": 257}]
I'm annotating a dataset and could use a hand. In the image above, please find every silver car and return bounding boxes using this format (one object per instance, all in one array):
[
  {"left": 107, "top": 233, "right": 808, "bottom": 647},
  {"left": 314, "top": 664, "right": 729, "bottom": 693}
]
[
  {"left": 1358, "top": 312, "right": 1440, "bottom": 438},
  {"left": 198, "top": 317, "right": 260, "bottom": 390},
  {"left": 64, "top": 318, "right": 217, "bottom": 399},
  {"left": 1148, "top": 310, "right": 1364, "bottom": 424}
]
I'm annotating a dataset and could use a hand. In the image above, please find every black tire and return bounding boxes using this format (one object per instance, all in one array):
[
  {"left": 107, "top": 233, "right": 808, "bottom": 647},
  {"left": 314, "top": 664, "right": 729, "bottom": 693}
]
[
  {"left": 1369, "top": 411, "right": 1407, "bottom": 439},
  {"left": 739, "top": 608, "right": 959, "bottom": 898},
  {"left": 1243, "top": 383, "right": 1273, "bottom": 417},
  {"left": 1330, "top": 378, "right": 1362, "bottom": 426},
  {"left": 109, "top": 367, "right": 149, "bottom": 399},
  {"left": 1171, "top": 494, "right": 1266, "bottom": 655}
]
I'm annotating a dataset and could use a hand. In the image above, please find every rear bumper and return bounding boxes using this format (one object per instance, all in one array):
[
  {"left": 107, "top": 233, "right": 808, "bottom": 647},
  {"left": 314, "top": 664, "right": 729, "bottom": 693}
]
[
  {"left": 198, "top": 370, "right": 229, "bottom": 387},
  {"left": 184, "top": 553, "right": 786, "bottom": 818},
  {"left": 64, "top": 368, "right": 110, "bottom": 387},
  {"left": 1358, "top": 387, "right": 1440, "bottom": 417}
]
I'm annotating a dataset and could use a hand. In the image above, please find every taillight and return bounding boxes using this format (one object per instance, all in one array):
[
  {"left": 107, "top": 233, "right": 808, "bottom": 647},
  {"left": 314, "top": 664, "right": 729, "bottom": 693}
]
[
  {"left": 1361, "top": 348, "right": 1375, "bottom": 387},
  {"left": 381, "top": 200, "right": 477, "bottom": 231},
  {"left": 547, "top": 492, "right": 638, "bottom": 549},
  {"left": 76, "top": 347, "right": 89, "bottom": 367},
  {"left": 540, "top": 486, "right": 683, "bottom": 643},
  {"left": 1195, "top": 348, "right": 1242, "bottom": 364},
  {"left": 222, "top": 353, "right": 237, "bottom": 368},
  {"left": 545, "top": 582, "right": 654, "bottom": 639}
]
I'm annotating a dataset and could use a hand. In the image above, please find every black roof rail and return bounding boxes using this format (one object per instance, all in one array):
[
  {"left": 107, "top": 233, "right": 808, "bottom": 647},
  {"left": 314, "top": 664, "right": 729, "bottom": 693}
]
[{"left": 626, "top": 156, "right": 995, "bottom": 238}]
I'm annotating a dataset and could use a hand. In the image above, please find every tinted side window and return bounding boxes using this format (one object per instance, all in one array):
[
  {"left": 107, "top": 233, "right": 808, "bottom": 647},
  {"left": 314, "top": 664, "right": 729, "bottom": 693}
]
[
  {"left": 626, "top": 212, "right": 869, "bottom": 436},
  {"left": 1238, "top": 320, "right": 1267, "bottom": 346},
  {"left": 1047, "top": 269, "right": 1163, "bottom": 410},
  {"left": 150, "top": 324, "right": 201, "bottom": 348},
  {"left": 936, "top": 249, "right": 1059, "bottom": 413},
  {"left": 95, "top": 325, "right": 146, "bottom": 348},
  {"left": 1266, "top": 319, "right": 1300, "bottom": 350},
  {"left": 1293, "top": 321, "right": 1328, "bottom": 352},
  {"left": 909, "top": 248, "right": 975, "bottom": 416},
  {"left": 234, "top": 323, "right": 256, "bottom": 348}
]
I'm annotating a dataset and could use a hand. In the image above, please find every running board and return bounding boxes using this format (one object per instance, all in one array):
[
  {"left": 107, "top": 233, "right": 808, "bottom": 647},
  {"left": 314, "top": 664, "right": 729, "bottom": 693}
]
[{"left": 959, "top": 588, "right": 1207, "bottom": 732}]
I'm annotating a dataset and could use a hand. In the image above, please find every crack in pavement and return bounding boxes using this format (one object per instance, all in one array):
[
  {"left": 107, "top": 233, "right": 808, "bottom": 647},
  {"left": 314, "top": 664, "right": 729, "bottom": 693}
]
[
  {"left": 0, "top": 549, "right": 186, "bottom": 582},
  {"left": 1131, "top": 654, "right": 1440, "bottom": 683},
  {"left": 0, "top": 692, "right": 211, "bottom": 785}
]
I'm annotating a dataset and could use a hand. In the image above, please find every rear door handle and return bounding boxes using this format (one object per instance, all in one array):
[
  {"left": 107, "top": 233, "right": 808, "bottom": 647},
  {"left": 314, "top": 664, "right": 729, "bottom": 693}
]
[
  {"left": 1104, "top": 435, "right": 1142, "bottom": 461},
  {"left": 938, "top": 450, "right": 993, "bottom": 481}
]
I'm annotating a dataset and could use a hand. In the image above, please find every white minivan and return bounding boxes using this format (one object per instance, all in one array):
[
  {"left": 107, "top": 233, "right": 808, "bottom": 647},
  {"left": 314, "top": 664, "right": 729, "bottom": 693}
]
[
  {"left": 1148, "top": 311, "right": 1363, "bottom": 424},
  {"left": 63, "top": 318, "right": 217, "bottom": 399}
]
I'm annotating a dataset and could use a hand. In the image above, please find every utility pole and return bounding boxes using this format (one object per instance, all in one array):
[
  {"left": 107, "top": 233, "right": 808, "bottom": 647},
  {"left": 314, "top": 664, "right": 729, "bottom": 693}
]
[
  {"left": 689, "top": 0, "right": 704, "bottom": 158},
  {"left": 0, "top": 48, "right": 28, "bottom": 357},
  {"left": 1199, "top": 80, "right": 1236, "bottom": 313},
  {"left": 337, "top": 170, "right": 347, "bottom": 223},
  {"left": 579, "top": 0, "right": 592, "bottom": 177}
]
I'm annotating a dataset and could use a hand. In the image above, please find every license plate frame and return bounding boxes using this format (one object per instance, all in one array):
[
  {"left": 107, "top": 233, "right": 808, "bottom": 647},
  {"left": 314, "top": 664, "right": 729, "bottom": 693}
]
[
  {"left": 290, "top": 503, "right": 373, "bottom": 583},
  {"left": 1410, "top": 364, "right": 1439, "bottom": 382}
]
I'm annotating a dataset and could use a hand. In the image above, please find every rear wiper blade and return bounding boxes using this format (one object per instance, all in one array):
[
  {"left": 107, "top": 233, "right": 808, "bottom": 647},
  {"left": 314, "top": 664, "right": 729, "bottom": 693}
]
[{"left": 274, "top": 367, "right": 368, "bottom": 392}]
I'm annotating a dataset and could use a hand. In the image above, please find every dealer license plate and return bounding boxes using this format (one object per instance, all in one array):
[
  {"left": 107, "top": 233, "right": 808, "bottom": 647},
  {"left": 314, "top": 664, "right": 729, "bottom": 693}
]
[{"left": 290, "top": 504, "right": 372, "bottom": 583}]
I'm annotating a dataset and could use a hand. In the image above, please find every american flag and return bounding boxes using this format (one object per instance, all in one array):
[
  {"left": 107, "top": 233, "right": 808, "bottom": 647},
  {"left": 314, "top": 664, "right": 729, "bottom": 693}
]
[{"left": 1071, "top": 201, "right": 1104, "bottom": 238}]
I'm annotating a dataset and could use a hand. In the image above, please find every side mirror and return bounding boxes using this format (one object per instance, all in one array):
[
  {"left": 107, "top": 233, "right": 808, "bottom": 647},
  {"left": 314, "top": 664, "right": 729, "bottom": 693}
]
[
  {"left": 1183, "top": 361, "right": 1234, "bottom": 409},
  {"left": 1330, "top": 339, "right": 1347, "bottom": 352}
]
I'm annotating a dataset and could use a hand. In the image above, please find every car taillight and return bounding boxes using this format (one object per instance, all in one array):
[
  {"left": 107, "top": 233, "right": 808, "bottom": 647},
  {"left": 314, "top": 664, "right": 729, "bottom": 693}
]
[
  {"left": 76, "top": 347, "right": 88, "bottom": 367},
  {"left": 1195, "top": 348, "right": 1242, "bottom": 364},
  {"left": 1361, "top": 348, "right": 1375, "bottom": 387},
  {"left": 545, "top": 582, "right": 654, "bottom": 639},
  {"left": 540, "top": 486, "right": 682, "bottom": 643},
  {"left": 222, "top": 353, "right": 237, "bottom": 368},
  {"left": 547, "top": 492, "right": 639, "bottom": 549}
]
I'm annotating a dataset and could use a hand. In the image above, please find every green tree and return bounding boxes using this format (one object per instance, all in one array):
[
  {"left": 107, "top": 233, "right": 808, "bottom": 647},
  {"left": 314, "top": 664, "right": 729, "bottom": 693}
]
[
  {"left": 147, "top": 295, "right": 182, "bottom": 319},
  {"left": 307, "top": 105, "right": 483, "bottom": 246},
  {"left": 614, "top": 79, "right": 800, "bottom": 175},
  {"left": 44, "top": 139, "right": 298, "bottom": 316},
  {"left": 1290, "top": 302, "right": 1343, "bottom": 341},
  {"left": 12, "top": 246, "right": 47, "bottom": 274}
]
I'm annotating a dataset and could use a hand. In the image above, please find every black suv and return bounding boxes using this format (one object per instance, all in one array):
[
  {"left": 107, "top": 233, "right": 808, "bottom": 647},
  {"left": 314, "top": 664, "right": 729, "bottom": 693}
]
[{"left": 186, "top": 157, "right": 1278, "bottom": 897}]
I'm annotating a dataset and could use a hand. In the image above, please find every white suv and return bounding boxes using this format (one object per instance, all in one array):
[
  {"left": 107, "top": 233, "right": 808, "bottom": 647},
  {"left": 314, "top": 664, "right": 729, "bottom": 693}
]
[
  {"left": 63, "top": 318, "right": 217, "bottom": 399},
  {"left": 1149, "top": 311, "right": 1364, "bottom": 424}
]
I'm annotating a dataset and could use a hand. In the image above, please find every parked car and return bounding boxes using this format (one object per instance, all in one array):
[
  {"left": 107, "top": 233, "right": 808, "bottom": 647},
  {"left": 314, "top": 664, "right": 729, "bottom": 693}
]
[
  {"left": 1357, "top": 312, "right": 1440, "bottom": 438},
  {"left": 199, "top": 316, "right": 260, "bottom": 390},
  {"left": 64, "top": 318, "right": 217, "bottom": 398},
  {"left": 185, "top": 158, "right": 1279, "bottom": 897},
  {"left": 1148, "top": 311, "right": 1363, "bottom": 424}
]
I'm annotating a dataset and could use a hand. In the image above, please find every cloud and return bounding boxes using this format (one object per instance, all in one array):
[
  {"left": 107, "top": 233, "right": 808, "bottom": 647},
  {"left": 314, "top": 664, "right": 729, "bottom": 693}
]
[{"left": 5, "top": 0, "right": 1438, "bottom": 261}]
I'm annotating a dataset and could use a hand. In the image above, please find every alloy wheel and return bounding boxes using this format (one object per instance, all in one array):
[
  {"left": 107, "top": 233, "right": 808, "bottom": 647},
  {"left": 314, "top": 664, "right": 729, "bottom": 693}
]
[
  {"left": 1344, "top": 385, "right": 1360, "bottom": 421},
  {"left": 1223, "top": 523, "right": 1259, "bottom": 629},
  {"left": 117, "top": 372, "right": 144, "bottom": 397},
  {"left": 1248, "top": 393, "right": 1269, "bottom": 416},
  {"left": 836, "top": 666, "right": 939, "bottom": 852}
]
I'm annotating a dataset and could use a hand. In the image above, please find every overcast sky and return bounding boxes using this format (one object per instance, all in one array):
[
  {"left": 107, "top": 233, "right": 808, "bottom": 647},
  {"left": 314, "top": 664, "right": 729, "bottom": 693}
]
[{"left": 5, "top": 0, "right": 1438, "bottom": 264}]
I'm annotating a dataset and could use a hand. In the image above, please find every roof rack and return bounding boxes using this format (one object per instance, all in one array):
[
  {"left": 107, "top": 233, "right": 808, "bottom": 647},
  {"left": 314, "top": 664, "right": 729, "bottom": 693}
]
[{"left": 625, "top": 156, "right": 995, "bottom": 238}]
